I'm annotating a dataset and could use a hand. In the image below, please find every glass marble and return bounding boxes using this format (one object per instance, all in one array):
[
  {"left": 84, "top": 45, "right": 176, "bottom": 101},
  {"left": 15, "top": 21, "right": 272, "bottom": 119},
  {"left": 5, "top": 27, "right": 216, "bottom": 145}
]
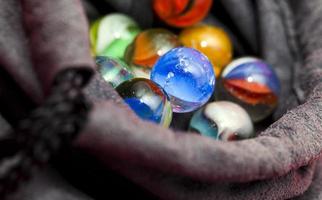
[
  {"left": 116, "top": 78, "right": 173, "bottom": 127},
  {"left": 125, "top": 28, "right": 180, "bottom": 69},
  {"left": 153, "top": 0, "right": 213, "bottom": 27},
  {"left": 179, "top": 24, "right": 233, "bottom": 76},
  {"left": 131, "top": 65, "right": 151, "bottom": 79},
  {"left": 217, "top": 57, "right": 280, "bottom": 122},
  {"left": 90, "top": 13, "right": 141, "bottom": 58},
  {"left": 96, "top": 56, "right": 134, "bottom": 88},
  {"left": 151, "top": 47, "right": 215, "bottom": 113},
  {"left": 189, "top": 101, "right": 254, "bottom": 141}
]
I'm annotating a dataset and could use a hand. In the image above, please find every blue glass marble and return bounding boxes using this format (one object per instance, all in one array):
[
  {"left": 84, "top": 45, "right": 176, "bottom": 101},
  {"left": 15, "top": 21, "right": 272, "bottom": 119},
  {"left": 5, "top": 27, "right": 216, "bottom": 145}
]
[
  {"left": 96, "top": 56, "right": 134, "bottom": 88},
  {"left": 116, "top": 78, "right": 173, "bottom": 127},
  {"left": 189, "top": 101, "right": 254, "bottom": 141},
  {"left": 151, "top": 47, "right": 215, "bottom": 113},
  {"left": 218, "top": 57, "right": 280, "bottom": 122}
]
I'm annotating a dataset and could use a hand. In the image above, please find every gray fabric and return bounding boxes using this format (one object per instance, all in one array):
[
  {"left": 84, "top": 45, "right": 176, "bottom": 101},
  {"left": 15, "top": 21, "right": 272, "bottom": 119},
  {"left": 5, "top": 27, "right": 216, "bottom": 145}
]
[
  {"left": 7, "top": 168, "right": 93, "bottom": 200},
  {"left": 295, "top": 159, "right": 322, "bottom": 200},
  {"left": 20, "top": 0, "right": 95, "bottom": 95},
  {"left": 81, "top": 0, "right": 100, "bottom": 22},
  {"left": 292, "top": 0, "right": 322, "bottom": 98},
  {"left": 219, "top": 0, "right": 258, "bottom": 53},
  {"left": 257, "top": 0, "right": 300, "bottom": 119},
  {"left": 0, "top": 115, "right": 11, "bottom": 138},
  {"left": 0, "top": 0, "right": 95, "bottom": 199},
  {"left": 104, "top": 0, "right": 153, "bottom": 28},
  {"left": 84, "top": 72, "right": 123, "bottom": 104},
  {"left": 1, "top": 0, "right": 322, "bottom": 199},
  {"left": 203, "top": 15, "right": 247, "bottom": 55},
  {"left": 0, "top": 0, "right": 43, "bottom": 104}
]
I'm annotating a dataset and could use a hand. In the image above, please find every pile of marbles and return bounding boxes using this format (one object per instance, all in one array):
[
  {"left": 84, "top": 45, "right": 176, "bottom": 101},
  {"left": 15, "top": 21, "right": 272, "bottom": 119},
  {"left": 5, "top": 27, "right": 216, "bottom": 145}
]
[{"left": 90, "top": 0, "right": 280, "bottom": 141}]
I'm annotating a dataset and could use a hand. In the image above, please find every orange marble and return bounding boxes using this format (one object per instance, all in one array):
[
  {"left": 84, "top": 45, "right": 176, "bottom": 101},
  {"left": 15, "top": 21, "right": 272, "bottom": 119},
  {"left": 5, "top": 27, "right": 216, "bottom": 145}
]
[
  {"left": 179, "top": 24, "right": 233, "bottom": 76},
  {"left": 153, "top": 0, "right": 212, "bottom": 27},
  {"left": 223, "top": 79, "right": 278, "bottom": 105},
  {"left": 125, "top": 28, "right": 180, "bottom": 68}
]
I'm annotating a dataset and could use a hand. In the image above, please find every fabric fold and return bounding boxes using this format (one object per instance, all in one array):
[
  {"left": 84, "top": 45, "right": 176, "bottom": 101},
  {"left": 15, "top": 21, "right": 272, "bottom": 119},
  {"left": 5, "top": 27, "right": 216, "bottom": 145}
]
[
  {"left": 20, "top": 0, "right": 95, "bottom": 95},
  {"left": 76, "top": 81, "right": 322, "bottom": 184}
]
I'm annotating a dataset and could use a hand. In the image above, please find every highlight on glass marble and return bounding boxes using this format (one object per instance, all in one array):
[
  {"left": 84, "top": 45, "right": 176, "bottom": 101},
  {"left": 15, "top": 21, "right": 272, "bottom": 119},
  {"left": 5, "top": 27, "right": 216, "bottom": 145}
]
[
  {"left": 151, "top": 47, "right": 215, "bottom": 113},
  {"left": 96, "top": 56, "right": 134, "bottom": 88},
  {"left": 90, "top": 13, "right": 141, "bottom": 58},
  {"left": 124, "top": 28, "right": 180, "bottom": 69},
  {"left": 131, "top": 65, "right": 151, "bottom": 79},
  {"left": 179, "top": 24, "right": 233, "bottom": 76},
  {"left": 116, "top": 78, "right": 173, "bottom": 127},
  {"left": 153, "top": 0, "right": 213, "bottom": 27},
  {"left": 217, "top": 57, "right": 280, "bottom": 122},
  {"left": 189, "top": 101, "right": 254, "bottom": 141}
]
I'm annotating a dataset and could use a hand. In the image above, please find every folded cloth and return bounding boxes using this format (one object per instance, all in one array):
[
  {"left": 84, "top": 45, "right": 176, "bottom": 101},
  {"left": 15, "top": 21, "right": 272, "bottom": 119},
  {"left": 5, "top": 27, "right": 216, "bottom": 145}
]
[{"left": 1, "top": 0, "right": 322, "bottom": 199}]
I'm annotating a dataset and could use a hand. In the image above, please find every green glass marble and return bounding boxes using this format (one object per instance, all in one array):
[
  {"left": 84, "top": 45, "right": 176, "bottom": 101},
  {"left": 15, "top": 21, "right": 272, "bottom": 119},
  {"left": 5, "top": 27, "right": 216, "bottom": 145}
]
[
  {"left": 90, "top": 13, "right": 141, "bottom": 58},
  {"left": 96, "top": 56, "right": 134, "bottom": 88}
]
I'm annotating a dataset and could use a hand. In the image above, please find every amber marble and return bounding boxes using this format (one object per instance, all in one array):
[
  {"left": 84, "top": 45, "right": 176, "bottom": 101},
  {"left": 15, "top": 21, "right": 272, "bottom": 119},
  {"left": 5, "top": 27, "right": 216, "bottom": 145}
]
[
  {"left": 125, "top": 28, "right": 180, "bottom": 69},
  {"left": 179, "top": 24, "right": 233, "bottom": 76}
]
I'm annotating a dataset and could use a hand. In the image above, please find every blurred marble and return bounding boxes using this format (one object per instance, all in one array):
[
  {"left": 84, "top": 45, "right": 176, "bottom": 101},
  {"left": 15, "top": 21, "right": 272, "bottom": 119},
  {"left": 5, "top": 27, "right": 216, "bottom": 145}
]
[
  {"left": 179, "top": 24, "right": 233, "bottom": 76},
  {"left": 125, "top": 28, "right": 180, "bottom": 69},
  {"left": 131, "top": 65, "right": 151, "bottom": 79},
  {"left": 217, "top": 57, "right": 280, "bottom": 122},
  {"left": 90, "top": 13, "right": 141, "bottom": 58},
  {"left": 189, "top": 101, "right": 254, "bottom": 141},
  {"left": 96, "top": 56, "right": 134, "bottom": 88},
  {"left": 153, "top": 0, "right": 213, "bottom": 27},
  {"left": 116, "top": 78, "right": 172, "bottom": 127}
]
